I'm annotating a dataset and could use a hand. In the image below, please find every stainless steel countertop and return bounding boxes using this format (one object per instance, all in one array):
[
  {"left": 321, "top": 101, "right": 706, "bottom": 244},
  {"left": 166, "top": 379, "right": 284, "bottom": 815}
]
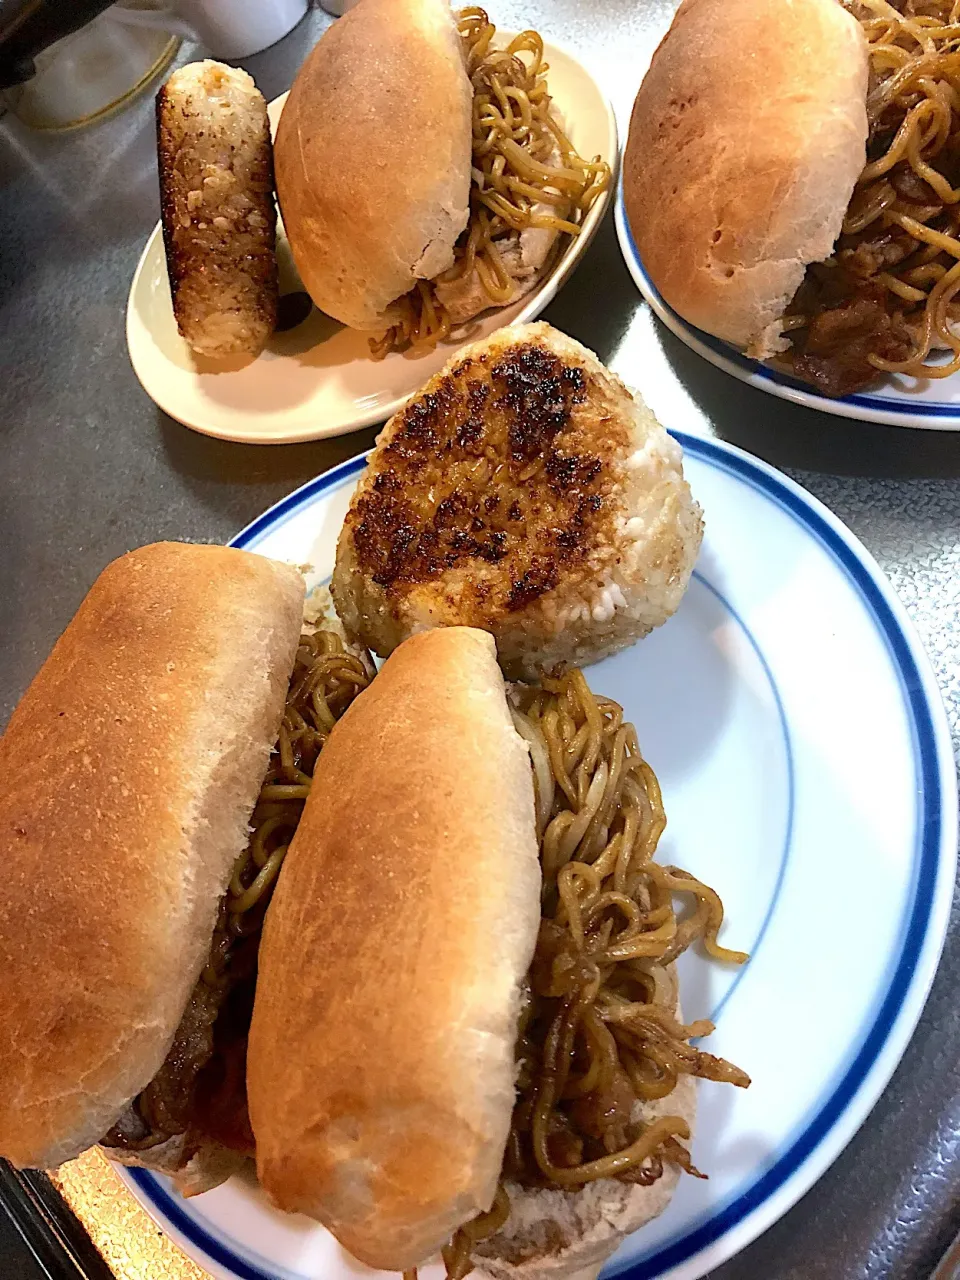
[{"left": 1, "top": 3, "right": 959, "bottom": 1277}]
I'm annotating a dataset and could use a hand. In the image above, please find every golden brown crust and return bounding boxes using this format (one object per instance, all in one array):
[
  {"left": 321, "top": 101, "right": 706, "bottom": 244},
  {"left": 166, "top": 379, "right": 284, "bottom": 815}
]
[
  {"left": 157, "top": 61, "right": 278, "bottom": 358},
  {"left": 338, "top": 334, "right": 620, "bottom": 606},
  {"left": 248, "top": 628, "right": 541, "bottom": 1270},
  {"left": 331, "top": 322, "right": 703, "bottom": 678},
  {"left": 0, "top": 543, "right": 304, "bottom": 1169},
  {"left": 623, "top": 0, "right": 868, "bottom": 356},
  {"left": 274, "top": 0, "right": 472, "bottom": 330}
]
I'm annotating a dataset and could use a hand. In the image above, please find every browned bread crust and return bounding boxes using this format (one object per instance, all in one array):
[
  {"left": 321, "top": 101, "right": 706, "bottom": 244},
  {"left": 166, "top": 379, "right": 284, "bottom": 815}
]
[
  {"left": 273, "top": 0, "right": 472, "bottom": 330},
  {"left": 623, "top": 0, "right": 868, "bottom": 357},
  {"left": 0, "top": 543, "right": 304, "bottom": 1169},
  {"left": 248, "top": 628, "right": 540, "bottom": 1271}
]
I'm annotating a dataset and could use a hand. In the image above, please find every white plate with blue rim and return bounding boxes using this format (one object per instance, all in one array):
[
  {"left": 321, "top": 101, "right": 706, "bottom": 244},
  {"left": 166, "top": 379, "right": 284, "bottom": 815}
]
[
  {"left": 614, "top": 186, "right": 960, "bottom": 431},
  {"left": 114, "top": 430, "right": 956, "bottom": 1280}
]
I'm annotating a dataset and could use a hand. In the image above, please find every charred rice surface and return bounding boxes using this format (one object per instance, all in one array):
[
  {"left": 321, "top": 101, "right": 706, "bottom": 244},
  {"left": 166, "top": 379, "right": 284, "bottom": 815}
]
[{"left": 347, "top": 342, "right": 631, "bottom": 618}]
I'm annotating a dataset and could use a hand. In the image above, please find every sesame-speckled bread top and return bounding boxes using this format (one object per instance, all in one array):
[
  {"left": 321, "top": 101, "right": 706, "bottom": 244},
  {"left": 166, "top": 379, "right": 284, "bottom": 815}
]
[{"left": 332, "top": 323, "right": 703, "bottom": 678}]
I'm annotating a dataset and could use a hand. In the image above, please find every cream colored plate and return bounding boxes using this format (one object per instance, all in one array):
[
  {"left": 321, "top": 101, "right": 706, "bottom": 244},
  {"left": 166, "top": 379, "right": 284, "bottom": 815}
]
[{"left": 126, "top": 37, "right": 618, "bottom": 444}]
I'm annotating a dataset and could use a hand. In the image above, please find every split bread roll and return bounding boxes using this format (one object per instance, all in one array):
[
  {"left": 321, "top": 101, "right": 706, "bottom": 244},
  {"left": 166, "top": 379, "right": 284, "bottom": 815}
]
[
  {"left": 248, "top": 628, "right": 542, "bottom": 1269},
  {"left": 623, "top": 0, "right": 868, "bottom": 359},
  {"left": 0, "top": 543, "right": 304, "bottom": 1173},
  {"left": 274, "top": 0, "right": 473, "bottom": 331},
  {"left": 248, "top": 627, "right": 703, "bottom": 1280}
]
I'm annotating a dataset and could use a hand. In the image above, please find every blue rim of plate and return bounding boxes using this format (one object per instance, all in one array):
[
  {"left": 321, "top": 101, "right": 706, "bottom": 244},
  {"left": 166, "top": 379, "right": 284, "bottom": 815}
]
[
  {"left": 614, "top": 184, "right": 960, "bottom": 429},
  {"left": 121, "top": 432, "right": 956, "bottom": 1280}
]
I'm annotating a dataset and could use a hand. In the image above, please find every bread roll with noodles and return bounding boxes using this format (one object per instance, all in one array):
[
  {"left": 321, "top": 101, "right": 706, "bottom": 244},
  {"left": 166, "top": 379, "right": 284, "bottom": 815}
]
[
  {"left": 158, "top": 61, "right": 278, "bottom": 359},
  {"left": 273, "top": 0, "right": 610, "bottom": 356},
  {"left": 331, "top": 322, "right": 703, "bottom": 679},
  {"left": 249, "top": 629, "right": 750, "bottom": 1280},
  {"left": 624, "top": 0, "right": 868, "bottom": 362},
  {"left": 248, "top": 628, "right": 542, "bottom": 1268},
  {"left": 0, "top": 543, "right": 304, "bottom": 1187},
  {"left": 626, "top": 0, "right": 960, "bottom": 397}
]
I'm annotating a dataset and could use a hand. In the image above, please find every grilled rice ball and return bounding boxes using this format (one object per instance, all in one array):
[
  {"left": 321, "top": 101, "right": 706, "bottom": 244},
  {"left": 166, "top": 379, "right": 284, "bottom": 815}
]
[
  {"left": 332, "top": 322, "right": 703, "bottom": 679},
  {"left": 157, "top": 61, "right": 278, "bottom": 359}
]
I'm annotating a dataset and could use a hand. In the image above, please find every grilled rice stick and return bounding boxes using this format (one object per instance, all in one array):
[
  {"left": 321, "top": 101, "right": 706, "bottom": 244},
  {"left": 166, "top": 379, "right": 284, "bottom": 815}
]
[
  {"left": 331, "top": 322, "right": 703, "bottom": 679},
  {"left": 157, "top": 61, "right": 278, "bottom": 359}
]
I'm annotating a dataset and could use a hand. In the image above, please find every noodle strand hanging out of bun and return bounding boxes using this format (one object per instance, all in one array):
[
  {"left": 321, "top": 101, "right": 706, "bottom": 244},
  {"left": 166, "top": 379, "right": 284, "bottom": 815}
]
[{"left": 450, "top": 671, "right": 748, "bottom": 1280}]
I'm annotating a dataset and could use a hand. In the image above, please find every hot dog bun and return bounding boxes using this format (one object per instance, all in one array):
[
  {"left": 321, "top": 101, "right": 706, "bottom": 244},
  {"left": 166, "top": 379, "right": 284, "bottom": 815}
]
[
  {"left": 0, "top": 543, "right": 303, "bottom": 1169},
  {"left": 623, "top": 0, "right": 869, "bottom": 358},
  {"left": 273, "top": 0, "right": 472, "bottom": 330},
  {"left": 247, "top": 627, "right": 541, "bottom": 1270}
]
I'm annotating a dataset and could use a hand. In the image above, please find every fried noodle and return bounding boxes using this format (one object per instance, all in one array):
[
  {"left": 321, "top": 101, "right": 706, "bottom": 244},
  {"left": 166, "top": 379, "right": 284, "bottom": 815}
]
[
  {"left": 419, "top": 669, "right": 749, "bottom": 1280},
  {"left": 786, "top": 0, "right": 960, "bottom": 394},
  {"left": 371, "top": 8, "right": 611, "bottom": 358}
]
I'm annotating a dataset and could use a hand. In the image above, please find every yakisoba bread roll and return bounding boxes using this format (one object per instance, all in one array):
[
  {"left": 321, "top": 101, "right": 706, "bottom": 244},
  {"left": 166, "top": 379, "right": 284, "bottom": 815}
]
[
  {"left": 0, "top": 543, "right": 373, "bottom": 1196},
  {"left": 0, "top": 543, "right": 305, "bottom": 1187},
  {"left": 274, "top": 0, "right": 611, "bottom": 357},
  {"left": 247, "top": 630, "right": 750, "bottom": 1280},
  {"left": 157, "top": 61, "right": 278, "bottom": 359},
  {"left": 625, "top": 0, "right": 960, "bottom": 397}
]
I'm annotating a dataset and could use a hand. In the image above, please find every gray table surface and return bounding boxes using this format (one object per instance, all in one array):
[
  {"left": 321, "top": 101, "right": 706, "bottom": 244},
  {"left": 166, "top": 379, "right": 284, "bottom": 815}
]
[{"left": 1, "top": 2, "right": 959, "bottom": 1278}]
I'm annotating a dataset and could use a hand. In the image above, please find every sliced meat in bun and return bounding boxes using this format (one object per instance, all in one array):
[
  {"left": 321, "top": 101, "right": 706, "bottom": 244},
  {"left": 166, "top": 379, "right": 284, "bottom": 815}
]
[{"left": 0, "top": 543, "right": 304, "bottom": 1185}]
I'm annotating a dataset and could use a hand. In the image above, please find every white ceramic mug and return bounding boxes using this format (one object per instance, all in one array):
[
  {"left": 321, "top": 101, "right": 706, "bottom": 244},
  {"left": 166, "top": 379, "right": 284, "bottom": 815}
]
[{"left": 112, "top": 0, "right": 309, "bottom": 60}]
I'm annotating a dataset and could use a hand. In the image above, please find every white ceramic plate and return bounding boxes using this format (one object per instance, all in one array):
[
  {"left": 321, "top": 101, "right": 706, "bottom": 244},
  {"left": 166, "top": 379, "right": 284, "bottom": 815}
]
[
  {"left": 126, "top": 41, "right": 617, "bottom": 444},
  {"left": 614, "top": 187, "right": 960, "bottom": 431},
  {"left": 115, "top": 431, "right": 956, "bottom": 1280}
]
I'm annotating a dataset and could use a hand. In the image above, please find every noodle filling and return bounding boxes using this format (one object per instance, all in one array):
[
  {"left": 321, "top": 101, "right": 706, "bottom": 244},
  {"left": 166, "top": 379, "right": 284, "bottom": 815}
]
[
  {"left": 371, "top": 9, "right": 611, "bottom": 358},
  {"left": 431, "top": 671, "right": 749, "bottom": 1280},
  {"left": 784, "top": 0, "right": 960, "bottom": 394}
]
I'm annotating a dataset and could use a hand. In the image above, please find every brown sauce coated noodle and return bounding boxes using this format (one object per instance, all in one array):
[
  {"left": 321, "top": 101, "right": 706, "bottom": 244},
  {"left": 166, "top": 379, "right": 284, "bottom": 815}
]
[
  {"left": 412, "top": 670, "right": 749, "bottom": 1280},
  {"left": 371, "top": 9, "right": 611, "bottom": 357},
  {"left": 787, "top": 1, "right": 960, "bottom": 392}
]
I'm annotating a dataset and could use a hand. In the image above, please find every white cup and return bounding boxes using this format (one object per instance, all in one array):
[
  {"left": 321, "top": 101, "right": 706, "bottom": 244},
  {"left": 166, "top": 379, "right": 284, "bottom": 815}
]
[{"left": 112, "top": 0, "right": 310, "bottom": 60}]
